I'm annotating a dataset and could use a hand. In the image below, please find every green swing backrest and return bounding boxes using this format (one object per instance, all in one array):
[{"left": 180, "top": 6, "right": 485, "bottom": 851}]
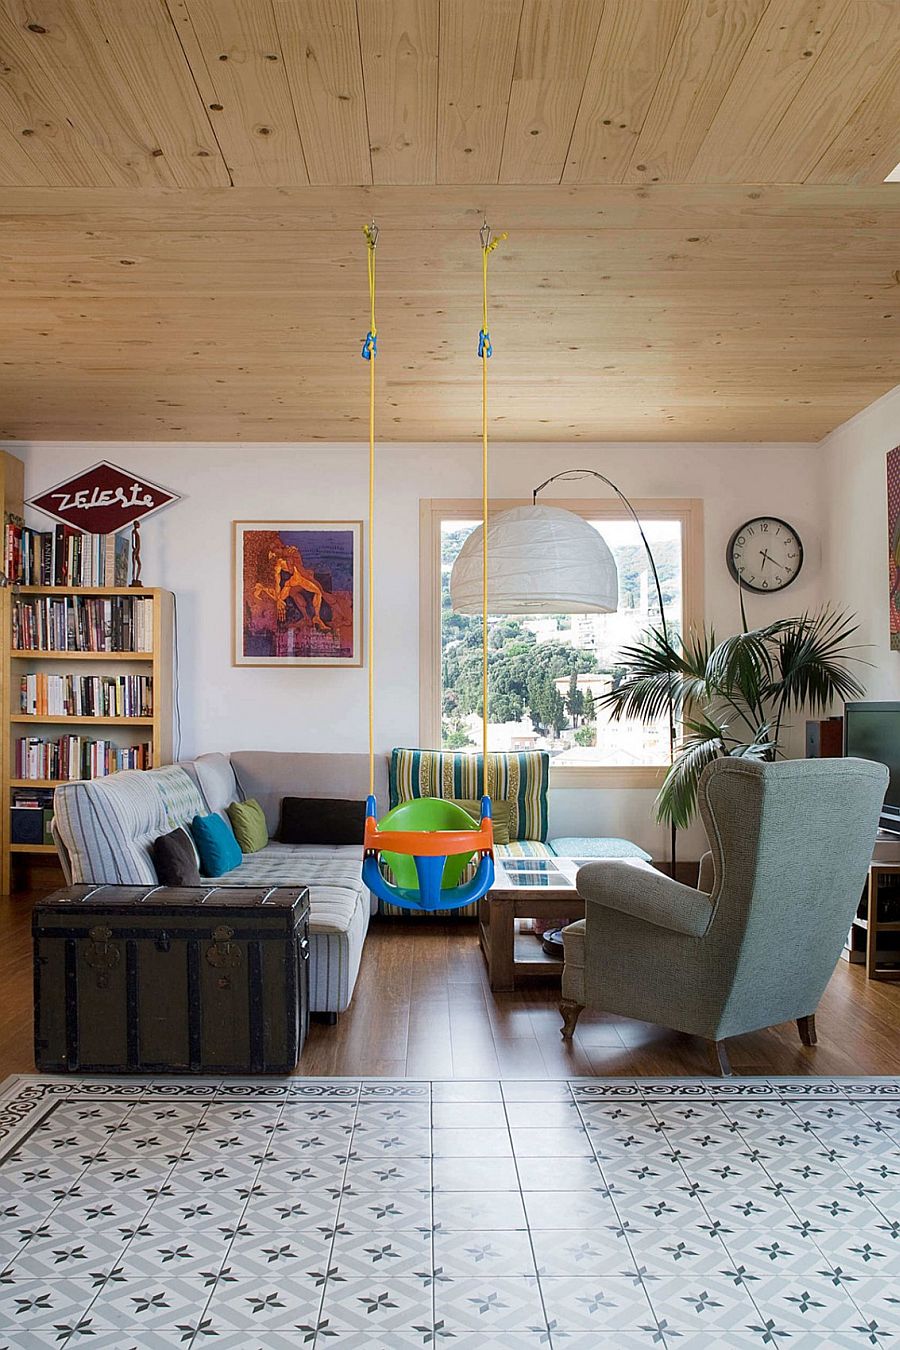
[{"left": 378, "top": 796, "right": 480, "bottom": 890}]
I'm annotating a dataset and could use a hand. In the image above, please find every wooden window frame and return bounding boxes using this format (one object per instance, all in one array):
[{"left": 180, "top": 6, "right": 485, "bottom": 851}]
[{"left": 419, "top": 496, "right": 704, "bottom": 789}]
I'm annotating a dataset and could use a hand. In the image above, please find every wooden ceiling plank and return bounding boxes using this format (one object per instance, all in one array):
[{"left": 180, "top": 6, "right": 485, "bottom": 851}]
[
  {"left": 623, "top": 0, "right": 772, "bottom": 184},
  {"left": 272, "top": 0, "right": 371, "bottom": 185},
  {"left": 2, "top": 0, "right": 228, "bottom": 187},
  {"left": 0, "top": 6, "right": 131, "bottom": 184},
  {"left": 806, "top": 57, "right": 900, "bottom": 183},
  {"left": 498, "top": 0, "right": 605, "bottom": 184},
  {"left": 0, "top": 184, "right": 897, "bottom": 233},
  {"left": 436, "top": 0, "right": 522, "bottom": 184},
  {"left": 687, "top": 0, "right": 851, "bottom": 182},
  {"left": 761, "top": 0, "right": 900, "bottom": 182},
  {"left": 357, "top": 0, "right": 438, "bottom": 186},
  {"left": 562, "top": 0, "right": 688, "bottom": 184},
  {"left": 0, "top": 122, "right": 46, "bottom": 184},
  {"left": 165, "top": 0, "right": 309, "bottom": 186}
]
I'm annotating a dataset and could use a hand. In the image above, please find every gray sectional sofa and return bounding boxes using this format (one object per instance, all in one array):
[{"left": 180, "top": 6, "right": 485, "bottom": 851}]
[{"left": 52, "top": 751, "right": 387, "bottom": 1017}]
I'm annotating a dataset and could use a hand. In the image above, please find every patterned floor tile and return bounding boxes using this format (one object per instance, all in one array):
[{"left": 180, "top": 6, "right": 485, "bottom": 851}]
[
  {"left": 338, "top": 1190, "right": 432, "bottom": 1230},
  {"left": 625, "top": 1222, "right": 730, "bottom": 1276},
  {"left": 80, "top": 1276, "right": 215, "bottom": 1331},
  {"left": 538, "top": 1275, "right": 655, "bottom": 1332},
  {"left": 528, "top": 1226, "right": 637, "bottom": 1279},
  {"left": 318, "top": 1276, "right": 433, "bottom": 1332},
  {"left": 434, "top": 1275, "right": 545, "bottom": 1331},
  {"left": 748, "top": 1274, "right": 873, "bottom": 1331},
  {"left": 201, "top": 1276, "right": 324, "bottom": 1331},
  {"left": 642, "top": 1272, "right": 762, "bottom": 1331},
  {"left": 225, "top": 1225, "right": 331, "bottom": 1276},
  {"left": 841, "top": 1275, "right": 900, "bottom": 1330},
  {"left": 330, "top": 1229, "right": 434, "bottom": 1279},
  {"left": 434, "top": 1228, "right": 537, "bottom": 1278},
  {"left": 0, "top": 1278, "right": 98, "bottom": 1331},
  {"left": 115, "top": 1228, "right": 231, "bottom": 1278},
  {"left": 345, "top": 1157, "right": 432, "bottom": 1192},
  {"left": 242, "top": 1187, "right": 343, "bottom": 1227}
]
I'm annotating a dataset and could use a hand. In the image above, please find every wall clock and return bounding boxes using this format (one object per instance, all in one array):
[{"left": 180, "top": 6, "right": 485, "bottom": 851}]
[{"left": 726, "top": 516, "right": 803, "bottom": 592}]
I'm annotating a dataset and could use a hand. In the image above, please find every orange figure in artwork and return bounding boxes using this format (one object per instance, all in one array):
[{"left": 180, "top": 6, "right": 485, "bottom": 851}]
[{"left": 255, "top": 549, "right": 331, "bottom": 633}]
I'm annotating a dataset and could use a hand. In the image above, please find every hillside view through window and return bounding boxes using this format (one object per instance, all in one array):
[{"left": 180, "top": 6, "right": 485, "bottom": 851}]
[{"left": 441, "top": 517, "right": 683, "bottom": 767}]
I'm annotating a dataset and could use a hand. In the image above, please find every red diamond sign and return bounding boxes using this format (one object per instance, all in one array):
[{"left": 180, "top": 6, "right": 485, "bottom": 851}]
[{"left": 28, "top": 461, "right": 180, "bottom": 534}]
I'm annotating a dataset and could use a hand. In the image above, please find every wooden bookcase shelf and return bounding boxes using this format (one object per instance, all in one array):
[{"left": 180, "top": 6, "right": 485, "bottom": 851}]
[{"left": 1, "top": 453, "right": 174, "bottom": 893}]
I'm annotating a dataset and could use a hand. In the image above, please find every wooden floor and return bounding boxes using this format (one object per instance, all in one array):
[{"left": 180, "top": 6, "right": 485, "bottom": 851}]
[{"left": 6, "top": 891, "right": 900, "bottom": 1080}]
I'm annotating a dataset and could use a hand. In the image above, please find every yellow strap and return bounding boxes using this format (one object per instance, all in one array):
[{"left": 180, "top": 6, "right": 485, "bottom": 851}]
[
  {"left": 480, "top": 229, "right": 506, "bottom": 796},
  {"left": 364, "top": 224, "right": 377, "bottom": 797}
]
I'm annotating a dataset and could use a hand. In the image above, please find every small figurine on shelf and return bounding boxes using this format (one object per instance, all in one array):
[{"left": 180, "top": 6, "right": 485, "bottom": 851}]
[{"left": 130, "top": 519, "right": 142, "bottom": 587}]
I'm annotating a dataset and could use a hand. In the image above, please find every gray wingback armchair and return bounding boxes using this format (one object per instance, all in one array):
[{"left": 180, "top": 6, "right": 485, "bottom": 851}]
[{"left": 560, "top": 757, "right": 888, "bottom": 1074}]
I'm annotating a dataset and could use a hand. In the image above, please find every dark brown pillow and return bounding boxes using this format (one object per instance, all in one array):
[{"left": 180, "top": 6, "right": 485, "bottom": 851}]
[
  {"left": 279, "top": 797, "right": 366, "bottom": 846},
  {"left": 152, "top": 827, "right": 201, "bottom": 885}
]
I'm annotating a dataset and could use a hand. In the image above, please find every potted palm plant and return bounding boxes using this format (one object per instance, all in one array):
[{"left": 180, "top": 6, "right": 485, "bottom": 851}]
[{"left": 600, "top": 609, "right": 867, "bottom": 829}]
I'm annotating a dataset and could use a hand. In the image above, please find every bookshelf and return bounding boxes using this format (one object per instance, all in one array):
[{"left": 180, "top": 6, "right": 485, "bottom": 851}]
[{"left": 0, "top": 450, "right": 174, "bottom": 893}]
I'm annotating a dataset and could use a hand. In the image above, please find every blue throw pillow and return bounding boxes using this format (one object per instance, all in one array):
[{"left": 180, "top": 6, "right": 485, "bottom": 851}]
[{"left": 190, "top": 812, "right": 243, "bottom": 877}]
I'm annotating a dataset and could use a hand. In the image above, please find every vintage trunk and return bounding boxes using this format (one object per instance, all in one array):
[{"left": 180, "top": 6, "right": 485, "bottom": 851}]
[{"left": 33, "top": 885, "right": 310, "bottom": 1074}]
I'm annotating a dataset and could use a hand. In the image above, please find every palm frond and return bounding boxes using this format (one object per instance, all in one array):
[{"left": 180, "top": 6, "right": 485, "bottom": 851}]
[
  {"left": 656, "top": 725, "right": 725, "bottom": 830},
  {"left": 769, "top": 608, "right": 867, "bottom": 714}
]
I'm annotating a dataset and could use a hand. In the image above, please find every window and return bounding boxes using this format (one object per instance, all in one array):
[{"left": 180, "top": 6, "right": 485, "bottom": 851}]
[{"left": 420, "top": 498, "right": 703, "bottom": 787}]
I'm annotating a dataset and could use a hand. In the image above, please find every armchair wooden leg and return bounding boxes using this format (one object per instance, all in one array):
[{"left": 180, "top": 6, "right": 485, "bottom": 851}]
[
  {"left": 711, "top": 1040, "right": 732, "bottom": 1076},
  {"left": 797, "top": 1014, "right": 817, "bottom": 1046},
  {"left": 559, "top": 1000, "right": 585, "bottom": 1040}
]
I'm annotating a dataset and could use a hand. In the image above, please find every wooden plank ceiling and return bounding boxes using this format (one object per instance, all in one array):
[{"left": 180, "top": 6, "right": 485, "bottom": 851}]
[
  {"left": 1, "top": 0, "right": 899, "bottom": 188},
  {"left": 0, "top": 1, "right": 898, "bottom": 444}
]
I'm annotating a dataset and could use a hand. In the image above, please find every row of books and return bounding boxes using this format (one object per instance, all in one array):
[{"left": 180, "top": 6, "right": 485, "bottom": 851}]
[
  {"left": 18, "top": 673, "right": 154, "bottom": 719},
  {"left": 15, "top": 736, "right": 153, "bottom": 781},
  {"left": 4, "top": 522, "right": 132, "bottom": 588},
  {"left": 12, "top": 596, "right": 154, "bottom": 652}
]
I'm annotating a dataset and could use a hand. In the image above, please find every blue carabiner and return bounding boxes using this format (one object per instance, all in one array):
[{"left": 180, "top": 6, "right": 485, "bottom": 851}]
[
  {"left": 477, "top": 328, "right": 492, "bottom": 359},
  {"left": 361, "top": 330, "right": 377, "bottom": 360}
]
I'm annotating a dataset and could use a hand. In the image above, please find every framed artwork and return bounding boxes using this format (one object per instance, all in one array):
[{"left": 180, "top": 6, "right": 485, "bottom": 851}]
[
  {"left": 889, "top": 447, "right": 900, "bottom": 652},
  {"left": 233, "top": 521, "right": 363, "bottom": 666}
]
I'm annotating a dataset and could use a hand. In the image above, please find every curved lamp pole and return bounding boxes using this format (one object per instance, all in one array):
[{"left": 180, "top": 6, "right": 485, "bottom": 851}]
[{"left": 532, "top": 469, "right": 679, "bottom": 876}]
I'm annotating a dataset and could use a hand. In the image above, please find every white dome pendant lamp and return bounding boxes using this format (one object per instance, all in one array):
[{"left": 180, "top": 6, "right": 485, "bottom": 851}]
[{"left": 450, "top": 503, "right": 618, "bottom": 614}]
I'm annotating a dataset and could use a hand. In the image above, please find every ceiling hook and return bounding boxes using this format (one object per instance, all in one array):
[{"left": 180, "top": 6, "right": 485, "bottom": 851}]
[{"left": 479, "top": 218, "right": 492, "bottom": 250}]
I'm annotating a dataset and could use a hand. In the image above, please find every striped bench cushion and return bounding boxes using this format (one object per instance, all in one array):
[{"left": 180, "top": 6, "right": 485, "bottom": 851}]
[{"left": 389, "top": 748, "right": 549, "bottom": 843}]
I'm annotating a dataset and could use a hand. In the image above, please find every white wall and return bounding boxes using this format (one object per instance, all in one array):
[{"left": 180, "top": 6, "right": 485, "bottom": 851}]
[
  {"left": 822, "top": 384, "right": 900, "bottom": 699},
  {"left": 12, "top": 438, "right": 828, "bottom": 857}
]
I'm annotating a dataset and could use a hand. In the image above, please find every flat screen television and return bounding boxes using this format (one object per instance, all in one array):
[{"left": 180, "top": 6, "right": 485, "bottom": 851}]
[{"left": 844, "top": 700, "right": 900, "bottom": 832}]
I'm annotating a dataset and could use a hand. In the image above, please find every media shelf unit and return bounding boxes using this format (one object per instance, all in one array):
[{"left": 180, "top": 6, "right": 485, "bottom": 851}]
[{"left": 1, "top": 452, "right": 173, "bottom": 892}]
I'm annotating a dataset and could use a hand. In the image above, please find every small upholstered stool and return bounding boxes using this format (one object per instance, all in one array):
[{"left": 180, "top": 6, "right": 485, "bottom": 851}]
[{"left": 550, "top": 837, "right": 652, "bottom": 861}]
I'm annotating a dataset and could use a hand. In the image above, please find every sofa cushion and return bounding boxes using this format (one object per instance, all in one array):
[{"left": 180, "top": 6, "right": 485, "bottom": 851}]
[
  {"left": 152, "top": 827, "right": 201, "bottom": 885},
  {"left": 550, "top": 836, "right": 652, "bottom": 861},
  {"left": 232, "top": 751, "right": 389, "bottom": 838},
  {"left": 192, "top": 813, "right": 243, "bottom": 877},
  {"left": 279, "top": 796, "right": 366, "bottom": 846},
  {"left": 449, "top": 798, "right": 512, "bottom": 845},
  {"left": 189, "top": 752, "right": 241, "bottom": 819},
  {"left": 389, "top": 748, "right": 549, "bottom": 842},
  {"left": 227, "top": 798, "right": 268, "bottom": 853},
  {"left": 213, "top": 843, "right": 367, "bottom": 936},
  {"left": 53, "top": 765, "right": 206, "bottom": 885}
]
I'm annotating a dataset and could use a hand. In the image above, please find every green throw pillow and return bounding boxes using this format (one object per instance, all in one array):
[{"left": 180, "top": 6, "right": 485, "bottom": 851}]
[
  {"left": 227, "top": 798, "right": 268, "bottom": 854},
  {"left": 449, "top": 798, "right": 512, "bottom": 846}
]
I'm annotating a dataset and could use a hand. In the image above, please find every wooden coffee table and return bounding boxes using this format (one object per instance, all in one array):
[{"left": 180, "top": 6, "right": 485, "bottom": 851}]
[
  {"left": 478, "top": 854, "right": 656, "bottom": 991},
  {"left": 478, "top": 856, "right": 583, "bottom": 992}
]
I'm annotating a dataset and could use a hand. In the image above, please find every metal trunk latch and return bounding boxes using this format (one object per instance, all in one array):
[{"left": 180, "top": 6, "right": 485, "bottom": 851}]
[
  {"left": 206, "top": 924, "right": 241, "bottom": 990},
  {"left": 84, "top": 925, "right": 121, "bottom": 989}
]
